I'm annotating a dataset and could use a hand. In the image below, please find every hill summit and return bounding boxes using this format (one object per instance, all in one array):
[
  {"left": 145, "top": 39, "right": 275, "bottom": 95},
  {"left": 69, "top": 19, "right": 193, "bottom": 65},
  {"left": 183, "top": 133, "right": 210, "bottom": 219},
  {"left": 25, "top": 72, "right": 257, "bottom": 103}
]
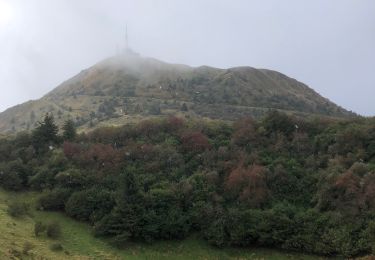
[{"left": 0, "top": 53, "right": 355, "bottom": 133}]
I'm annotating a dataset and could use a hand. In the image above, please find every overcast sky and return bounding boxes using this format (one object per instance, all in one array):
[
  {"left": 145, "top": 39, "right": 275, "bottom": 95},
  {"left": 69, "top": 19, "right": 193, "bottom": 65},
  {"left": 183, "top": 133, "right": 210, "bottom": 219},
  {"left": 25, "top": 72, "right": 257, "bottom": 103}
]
[{"left": 0, "top": 0, "right": 374, "bottom": 115}]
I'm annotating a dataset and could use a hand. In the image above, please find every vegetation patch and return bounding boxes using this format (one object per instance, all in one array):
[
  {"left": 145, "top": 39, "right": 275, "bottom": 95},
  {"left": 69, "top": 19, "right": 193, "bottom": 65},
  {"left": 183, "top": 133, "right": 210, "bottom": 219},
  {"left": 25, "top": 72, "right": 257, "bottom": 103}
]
[
  {"left": 7, "top": 200, "right": 30, "bottom": 218},
  {"left": 1, "top": 111, "right": 375, "bottom": 258},
  {"left": 0, "top": 190, "right": 318, "bottom": 259}
]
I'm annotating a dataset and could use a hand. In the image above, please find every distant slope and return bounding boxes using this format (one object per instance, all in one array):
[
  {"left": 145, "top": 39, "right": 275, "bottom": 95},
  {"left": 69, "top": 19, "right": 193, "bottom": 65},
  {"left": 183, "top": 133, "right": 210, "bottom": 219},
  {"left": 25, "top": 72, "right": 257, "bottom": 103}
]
[{"left": 0, "top": 52, "right": 355, "bottom": 133}]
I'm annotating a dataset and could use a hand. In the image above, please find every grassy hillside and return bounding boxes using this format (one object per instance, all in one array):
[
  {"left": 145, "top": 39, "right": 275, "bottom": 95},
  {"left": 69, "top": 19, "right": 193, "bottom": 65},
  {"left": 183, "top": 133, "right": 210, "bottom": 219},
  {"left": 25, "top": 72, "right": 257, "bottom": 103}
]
[
  {"left": 0, "top": 189, "right": 321, "bottom": 260},
  {"left": 0, "top": 53, "right": 355, "bottom": 134}
]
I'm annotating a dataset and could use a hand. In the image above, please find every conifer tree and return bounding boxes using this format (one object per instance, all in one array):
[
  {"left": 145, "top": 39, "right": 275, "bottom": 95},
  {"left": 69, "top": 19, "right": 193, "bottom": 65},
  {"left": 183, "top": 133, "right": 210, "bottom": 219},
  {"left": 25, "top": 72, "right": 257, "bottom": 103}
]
[
  {"left": 32, "top": 113, "right": 59, "bottom": 151},
  {"left": 62, "top": 119, "right": 76, "bottom": 141}
]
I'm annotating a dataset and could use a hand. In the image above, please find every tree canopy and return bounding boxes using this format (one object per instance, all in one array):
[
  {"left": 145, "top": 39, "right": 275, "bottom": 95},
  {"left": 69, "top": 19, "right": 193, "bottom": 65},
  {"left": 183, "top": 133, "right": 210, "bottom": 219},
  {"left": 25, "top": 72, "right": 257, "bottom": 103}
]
[{"left": 1, "top": 113, "right": 375, "bottom": 257}]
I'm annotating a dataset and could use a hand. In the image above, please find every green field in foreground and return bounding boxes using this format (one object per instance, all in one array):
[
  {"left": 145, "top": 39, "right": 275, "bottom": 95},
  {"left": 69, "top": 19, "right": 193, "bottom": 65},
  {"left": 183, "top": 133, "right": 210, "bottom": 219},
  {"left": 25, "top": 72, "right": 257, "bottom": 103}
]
[{"left": 0, "top": 189, "right": 325, "bottom": 259}]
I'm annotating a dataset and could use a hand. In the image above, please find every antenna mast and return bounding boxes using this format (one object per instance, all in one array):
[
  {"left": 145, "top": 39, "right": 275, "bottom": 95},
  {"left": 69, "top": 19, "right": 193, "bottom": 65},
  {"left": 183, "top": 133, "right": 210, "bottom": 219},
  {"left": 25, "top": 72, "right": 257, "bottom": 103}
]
[{"left": 125, "top": 25, "right": 128, "bottom": 51}]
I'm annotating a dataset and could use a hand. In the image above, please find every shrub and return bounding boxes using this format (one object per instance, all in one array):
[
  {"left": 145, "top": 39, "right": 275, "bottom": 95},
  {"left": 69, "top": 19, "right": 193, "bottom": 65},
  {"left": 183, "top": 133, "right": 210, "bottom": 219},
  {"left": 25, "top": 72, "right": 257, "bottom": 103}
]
[
  {"left": 225, "top": 164, "right": 270, "bottom": 207},
  {"left": 28, "top": 167, "right": 55, "bottom": 191},
  {"left": 7, "top": 201, "right": 29, "bottom": 218},
  {"left": 37, "top": 188, "right": 71, "bottom": 211},
  {"left": 54, "top": 169, "right": 88, "bottom": 189},
  {"left": 22, "top": 241, "right": 34, "bottom": 255},
  {"left": 181, "top": 131, "right": 211, "bottom": 153},
  {"left": 0, "top": 167, "right": 23, "bottom": 191},
  {"left": 46, "top": 222, "right": 61, "bottom": 239},
  {"left": 49, "top": 243, "right": 63, "bottom": 251},
  {"left": 65, "top": 188, "right": 114, "bottom": 223},
  {"left": 262, "top": 110, "right": 295, "bottom": 137},
  {"left": 109, "top": 232, "right": 131, "bottom": 248},
  {"left": 9, "top": 248, "right": 22, "bottom": 258},
  {"left": 204, "top": 215, "right": 227, "bottom": 247},
  {"left": 34, "top": 221, "right": 46, "bottom": 237}
]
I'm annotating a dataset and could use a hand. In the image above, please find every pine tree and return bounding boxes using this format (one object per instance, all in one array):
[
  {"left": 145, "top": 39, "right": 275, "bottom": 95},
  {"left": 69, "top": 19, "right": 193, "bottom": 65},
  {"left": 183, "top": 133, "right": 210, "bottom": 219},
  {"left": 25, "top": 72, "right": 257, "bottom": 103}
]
[
  {"left": 32, "top": 113, "right": 59, "bottom": 151},
  {"left": 62, "top": 119, "right": 76, "bottom": 141},
  {"left": 94, "top": 169, "right": 145, "bottom": 246},
  {"left": 181, "top": 103, "right": 188, "bottom": 112}
]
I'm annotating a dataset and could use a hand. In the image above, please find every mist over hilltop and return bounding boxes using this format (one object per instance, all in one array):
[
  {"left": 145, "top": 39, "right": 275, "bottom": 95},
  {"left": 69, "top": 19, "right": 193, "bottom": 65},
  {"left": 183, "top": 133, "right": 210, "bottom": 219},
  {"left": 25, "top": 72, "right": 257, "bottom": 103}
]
[{"left": 0, "top": 0, "right": 374, "bottom": 115}]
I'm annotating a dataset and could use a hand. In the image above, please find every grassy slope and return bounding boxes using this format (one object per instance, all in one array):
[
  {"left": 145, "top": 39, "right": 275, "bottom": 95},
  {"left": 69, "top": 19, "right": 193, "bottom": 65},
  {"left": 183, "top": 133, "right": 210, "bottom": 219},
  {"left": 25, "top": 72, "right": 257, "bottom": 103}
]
[{"left": 0, "top": 189, "right": 323, "bottom": 260}]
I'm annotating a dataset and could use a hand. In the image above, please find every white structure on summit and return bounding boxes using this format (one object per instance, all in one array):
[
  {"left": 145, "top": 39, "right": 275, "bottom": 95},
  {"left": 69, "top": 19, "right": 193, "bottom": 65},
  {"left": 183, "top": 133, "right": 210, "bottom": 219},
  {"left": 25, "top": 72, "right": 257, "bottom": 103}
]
[
  {"left": 125, "top": 25, "right": 129, "bottom": 51},
  {"left": 117, "top": 25, "right": 139, "bottom": 57}
]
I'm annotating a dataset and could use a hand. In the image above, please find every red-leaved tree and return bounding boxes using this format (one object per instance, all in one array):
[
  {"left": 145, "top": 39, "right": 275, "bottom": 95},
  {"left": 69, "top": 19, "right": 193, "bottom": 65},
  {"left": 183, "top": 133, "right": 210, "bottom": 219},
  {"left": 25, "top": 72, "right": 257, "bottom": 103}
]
[
  {"left": 181, "top": 131, "right": 211, "bottom": 153},
  {"left": 225, "top": 164, "right": 269, "bottom": 207}
]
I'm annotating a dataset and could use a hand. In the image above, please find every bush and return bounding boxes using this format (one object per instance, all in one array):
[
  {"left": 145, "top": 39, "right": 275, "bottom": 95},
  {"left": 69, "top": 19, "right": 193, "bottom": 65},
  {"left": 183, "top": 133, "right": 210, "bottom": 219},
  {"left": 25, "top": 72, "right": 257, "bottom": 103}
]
[
  {"left": 109, "top": 232, "right": 131, "bottom": 248},
  {"left": 49, "top": 243, "right": 63, "bottom": 251},
  {"left": 65, "top": 188, "right": 114, "bottom": 223},
  {"left": 0, "top": 168, "right": 23, "bottom": 191},
  {"left": 28, "top": 167, "right": 55, "bottom": 190},
  {"left": 22, "top": 241, "right": 34, "bottom": 255},
  {"left": 7, "top": 201, "right": 29, "bottom": 218},
  {"left": 9, "top": 248, "right": 22, "bottom": 258},
  {"left": 46, "top": 222, "right": 62, "bottom": 239},
  {"left": 55, "top": 169, "right": 89, "bottom": 189},
  {"left": 181, "top": 131, "right": 211, "bottom": 153},
  {"left": 37, "top": 188, "right": 71, "bottom": 211},
  {"left": 34, "top": 221, "right": 46, "bottom": 237},
  {"left": 262, "top": 110, "right": 295, "bottom": 137}
]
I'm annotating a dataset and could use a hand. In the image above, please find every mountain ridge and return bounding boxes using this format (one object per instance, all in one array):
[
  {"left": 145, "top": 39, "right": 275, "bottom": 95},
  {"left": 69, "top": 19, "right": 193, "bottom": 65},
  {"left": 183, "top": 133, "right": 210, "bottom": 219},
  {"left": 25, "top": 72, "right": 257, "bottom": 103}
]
[{"left": 0, "top": 53, "right": 356, "bottom": 133}]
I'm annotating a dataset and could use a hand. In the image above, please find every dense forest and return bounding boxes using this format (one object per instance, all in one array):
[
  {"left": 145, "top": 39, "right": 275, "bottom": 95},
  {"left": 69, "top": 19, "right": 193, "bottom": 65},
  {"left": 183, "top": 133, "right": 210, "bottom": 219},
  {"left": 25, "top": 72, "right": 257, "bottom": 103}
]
[{"left": 1, "top": 112, "right": 375, "bottom": 257}]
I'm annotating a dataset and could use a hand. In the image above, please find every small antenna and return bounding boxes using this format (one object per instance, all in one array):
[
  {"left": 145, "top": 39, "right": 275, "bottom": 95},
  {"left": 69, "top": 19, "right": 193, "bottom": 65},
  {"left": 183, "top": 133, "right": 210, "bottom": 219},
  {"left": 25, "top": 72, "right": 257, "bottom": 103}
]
[{"left": 125, "top": 25, "right": 128, "bottom": 51}]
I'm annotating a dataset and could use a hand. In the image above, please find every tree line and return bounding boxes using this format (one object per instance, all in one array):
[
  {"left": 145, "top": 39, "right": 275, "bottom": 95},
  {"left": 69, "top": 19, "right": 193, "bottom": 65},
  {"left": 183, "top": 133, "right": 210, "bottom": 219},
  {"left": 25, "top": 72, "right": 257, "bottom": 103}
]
[{"left": 1, "top": 112, "right": 375, "bottom": 257}]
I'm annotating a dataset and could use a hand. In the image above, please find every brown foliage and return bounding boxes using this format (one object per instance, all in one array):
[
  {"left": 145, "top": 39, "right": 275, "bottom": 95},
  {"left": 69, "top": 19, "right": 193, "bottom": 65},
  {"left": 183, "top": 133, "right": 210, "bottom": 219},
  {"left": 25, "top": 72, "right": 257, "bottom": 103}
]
[
  {"left": 231, "top": 117, "right": 257, "bottom": 146},
  {"left": 181, "top": 131, "right": 211, "bottom": 153},
  {"left": 83, "top": 143, "right": 121, "bottom": 168},
  {"left": 63, "top": 141, "right": 82, "bottom": 159},
  {"left": 324, "top": 169, "right": 367, "bottom": 215},
  {"left": 86, "top": 127, "right": 121, "bottom": 144},
  {"left": 137, "top": 119, "right": 163, "bottom": 139},
  {"left": 225, "top": 164, "right": 269, "bottom": 207},
  {"left": 334, "top": 171, "right": 361, "bottom": 195},
  {"left": 166, "top": 116, "right": 185, "bottom": 132}
]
